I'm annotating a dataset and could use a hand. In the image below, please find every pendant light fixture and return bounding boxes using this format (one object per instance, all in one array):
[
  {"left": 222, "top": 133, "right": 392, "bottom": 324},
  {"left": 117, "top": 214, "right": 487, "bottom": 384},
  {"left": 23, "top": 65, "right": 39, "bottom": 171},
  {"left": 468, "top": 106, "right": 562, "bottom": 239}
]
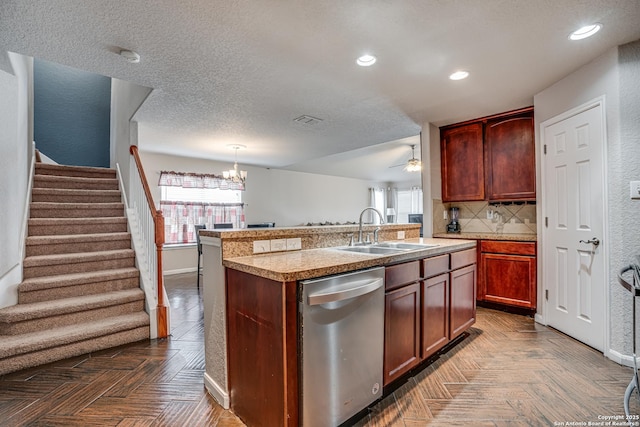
[{"left": 223, "top": 144, "right": 247, "bottom": 185}]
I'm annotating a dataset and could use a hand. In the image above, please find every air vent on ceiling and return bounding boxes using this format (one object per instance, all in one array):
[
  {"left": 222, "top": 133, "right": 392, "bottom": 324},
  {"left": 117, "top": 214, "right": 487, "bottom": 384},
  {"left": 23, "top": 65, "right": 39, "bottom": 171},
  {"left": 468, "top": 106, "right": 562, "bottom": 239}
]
[{"left": 293, "top": 115, "right": 323, "bottom": 125}]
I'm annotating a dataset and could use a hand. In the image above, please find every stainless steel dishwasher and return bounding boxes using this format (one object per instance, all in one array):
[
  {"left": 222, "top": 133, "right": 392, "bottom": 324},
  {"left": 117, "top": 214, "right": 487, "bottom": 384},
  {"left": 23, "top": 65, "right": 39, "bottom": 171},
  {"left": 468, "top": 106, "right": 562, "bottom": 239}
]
[{"left": 300, "top": 267, "right": 385, "bottom": 427}]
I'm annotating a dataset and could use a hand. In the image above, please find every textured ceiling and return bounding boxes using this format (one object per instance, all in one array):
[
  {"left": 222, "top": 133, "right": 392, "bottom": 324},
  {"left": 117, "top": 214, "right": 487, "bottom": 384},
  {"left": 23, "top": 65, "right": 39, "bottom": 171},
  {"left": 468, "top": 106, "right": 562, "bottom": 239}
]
[{"left": 2, "top": 1, "right": 640, "bottom": 180}]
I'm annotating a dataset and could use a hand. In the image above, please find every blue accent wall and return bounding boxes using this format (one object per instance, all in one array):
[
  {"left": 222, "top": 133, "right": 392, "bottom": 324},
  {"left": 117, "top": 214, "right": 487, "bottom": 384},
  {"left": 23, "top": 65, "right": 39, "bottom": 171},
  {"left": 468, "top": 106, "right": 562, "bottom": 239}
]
[{"left": 34, "top": 59, "right": 111, "bottom": 167}]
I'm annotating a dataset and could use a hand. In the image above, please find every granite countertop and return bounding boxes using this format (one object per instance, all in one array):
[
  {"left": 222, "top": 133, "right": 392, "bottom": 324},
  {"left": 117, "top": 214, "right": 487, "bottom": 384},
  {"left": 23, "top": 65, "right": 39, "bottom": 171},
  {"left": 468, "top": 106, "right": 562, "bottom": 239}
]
[
  {"left": 201, "top": 223, "right": 420, "bottom": 239},
  {"left": 223, "top": 237, "right": 476, "bottom": 282},
  {"left": 432, "top": 232, "right": 537, "bottom": 242}
]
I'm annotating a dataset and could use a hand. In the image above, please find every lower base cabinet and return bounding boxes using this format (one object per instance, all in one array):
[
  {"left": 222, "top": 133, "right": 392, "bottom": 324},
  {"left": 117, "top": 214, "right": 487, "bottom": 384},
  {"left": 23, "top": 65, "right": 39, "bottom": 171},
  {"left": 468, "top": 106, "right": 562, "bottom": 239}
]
[
  {"left": 478, "top": 240, "right": 536, "bottom": 309},
  {"left": 450, "top": 264, "right": 477, "bottom": 338},
  {"left": 384, "top": 248, "right": 477, "bottom": 386},
  {"left": 384, "top": 282, "right": 420, "bottom": 385},
  {"left": 421, "top": 273, "right": 449, "bottom": 359}
]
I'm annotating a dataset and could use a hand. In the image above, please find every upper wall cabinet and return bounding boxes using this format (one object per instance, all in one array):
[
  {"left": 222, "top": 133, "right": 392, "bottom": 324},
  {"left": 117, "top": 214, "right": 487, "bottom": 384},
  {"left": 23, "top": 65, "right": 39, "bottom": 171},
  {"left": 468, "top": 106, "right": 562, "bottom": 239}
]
[
  {"left": 441, "top": 122, "right": 485, "bottom": 202},
  {"left": 440, "top": 107, "right": 535, "bottom": 203},
  {"left": 485, "top": 111, "right": 535, "bottom": 201}
]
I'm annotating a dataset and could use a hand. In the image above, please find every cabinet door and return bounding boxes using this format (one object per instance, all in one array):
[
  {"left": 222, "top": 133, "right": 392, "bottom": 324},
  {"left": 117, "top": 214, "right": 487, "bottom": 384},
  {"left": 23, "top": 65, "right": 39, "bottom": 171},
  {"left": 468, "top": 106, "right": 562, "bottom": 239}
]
[
  {"left": 450, "top": 264, "right": 476, "bottom": 339},
  {"left": 481, "top": 253, "right": 536, "bottom": 309},
  {"left": 440, "top": 123, "right": 485, "bottom": 202},
  {"left": 422, "top": 273, "right": 449, "bottom": 359},
  {"left": 485, "top": 113, "right": 535, "bottom": 200},
  {"left": 384, "top": 282, "right": 420, "bottom": 385}
]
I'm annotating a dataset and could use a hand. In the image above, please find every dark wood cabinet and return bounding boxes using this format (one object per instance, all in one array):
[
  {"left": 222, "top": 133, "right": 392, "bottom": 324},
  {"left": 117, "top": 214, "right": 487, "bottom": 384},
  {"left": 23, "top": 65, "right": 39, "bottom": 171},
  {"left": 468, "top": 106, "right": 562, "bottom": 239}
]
[
  {"left": 485, "top": 113, "right": 535, "bottom": 201},
  {"left": 421, "top": 254, "right": 450, "bottom": 359},
  {"left": 478, "top": 240, "right": 537, "bottom": 309},
  {"left": 450, "top": 264, "right": 477, "bottom": 338},
  {"left": 440, "top": 122, "right": 485, "bottom": 202},
  {"left": 226, "top": 269, "right": 298, "bottom": 427},
  {"left": 384, "top": 282, "right": 421, "bottom": 385},
  {"left": 449, "top": 249, "right": 477, "bottom": 339},
  {"left": 384, "top": 261, "right": 421, "bottom": 385},
  {"left": 385, "top": 249, "right": 477, "bottom": 384},
  {"left": 440, "top": 107, "right": 535, "bottom": 202},
  {"left": 421, "top": 273, "right": 449, "bottom": 359}
]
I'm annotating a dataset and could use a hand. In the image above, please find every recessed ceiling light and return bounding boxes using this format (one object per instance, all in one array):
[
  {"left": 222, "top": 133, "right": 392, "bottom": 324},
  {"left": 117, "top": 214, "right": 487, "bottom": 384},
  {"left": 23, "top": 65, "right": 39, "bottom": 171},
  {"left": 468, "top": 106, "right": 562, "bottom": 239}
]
[
  {"left": 449, "top": 70, "right": 469, "bottom": 80},
  {"left": 569, "top": 24, "right": 602, "bottom": 41},
  {"left": 356, "top": 54, "right": 377, "bottom": 67}
]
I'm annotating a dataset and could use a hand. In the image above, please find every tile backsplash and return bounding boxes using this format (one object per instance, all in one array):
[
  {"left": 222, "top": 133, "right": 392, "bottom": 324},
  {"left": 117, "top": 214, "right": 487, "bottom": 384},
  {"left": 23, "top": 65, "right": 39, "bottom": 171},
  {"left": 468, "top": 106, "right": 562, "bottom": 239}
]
[{"left": 433, "top": 199, "right": 537, "bottom": 235}]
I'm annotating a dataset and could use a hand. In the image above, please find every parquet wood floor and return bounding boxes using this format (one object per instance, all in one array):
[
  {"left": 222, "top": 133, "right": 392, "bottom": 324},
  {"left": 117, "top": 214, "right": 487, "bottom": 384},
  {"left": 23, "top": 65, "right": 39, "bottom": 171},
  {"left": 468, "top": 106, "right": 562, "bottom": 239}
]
[{"left": 0, "top": 272, "right": 634, "bottom": 426}]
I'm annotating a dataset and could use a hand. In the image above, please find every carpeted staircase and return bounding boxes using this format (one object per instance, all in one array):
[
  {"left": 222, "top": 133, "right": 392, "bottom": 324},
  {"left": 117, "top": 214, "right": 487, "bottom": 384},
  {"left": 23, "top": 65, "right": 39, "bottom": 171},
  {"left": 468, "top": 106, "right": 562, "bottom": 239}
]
[{"left": 0, "top": 163, "right": 150, "bottom": 375}]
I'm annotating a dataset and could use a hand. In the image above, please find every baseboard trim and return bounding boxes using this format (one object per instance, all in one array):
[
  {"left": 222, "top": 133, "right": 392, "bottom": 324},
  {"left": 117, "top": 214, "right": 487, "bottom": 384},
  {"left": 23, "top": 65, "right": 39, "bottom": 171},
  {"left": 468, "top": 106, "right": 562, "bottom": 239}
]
[
  {"left": 204, "top": 372, "right": 229, "bottom": 409},
  {"left": 163, "top": 268, "right": 197, "bottom": 276},
  {"left": 608, "top": 348, "right": 637, "bottom": 368}
]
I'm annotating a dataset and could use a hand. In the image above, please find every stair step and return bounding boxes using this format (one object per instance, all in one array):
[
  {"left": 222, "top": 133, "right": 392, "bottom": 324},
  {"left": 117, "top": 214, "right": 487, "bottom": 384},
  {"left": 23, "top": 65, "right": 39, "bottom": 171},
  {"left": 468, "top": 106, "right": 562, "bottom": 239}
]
[
  {"left": 19, "top": 267, "right": 140, "bottom": 304},
  {"left": 26, "top": 232, "right": 132, "bottom": 257},
  {"left": 34, "top": 174, "right": 119, "bottom": 191},
  {"left": 0, "top": 312, "right": 149, "bottom": 375},
  {"left": 28, "top": 217, "right": 128, "bottom": 236},
  {"left": 31, "top": 188, "right": 122, "bottom": 203},
  {"left": 25, "top": 232, "right": 132, "bottom": 257},
  {"left": 0, "top": 289, "right": 145, "bottom": 335},
  {"left": 23, "top": 249, "right": 135, "bottom": 279},
  {"left": 35, "top": 163, "right": 116, "bottom": 179},
  {"left": 30, "top": 202, "right": 125, "bottom": 218}
]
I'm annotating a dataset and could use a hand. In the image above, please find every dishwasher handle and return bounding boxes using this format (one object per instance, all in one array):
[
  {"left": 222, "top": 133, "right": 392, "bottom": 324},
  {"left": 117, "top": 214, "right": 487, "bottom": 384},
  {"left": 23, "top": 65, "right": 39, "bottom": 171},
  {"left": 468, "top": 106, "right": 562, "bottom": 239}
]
[{"left": 307, "top": 278, "right": 384, "bottom": 306}]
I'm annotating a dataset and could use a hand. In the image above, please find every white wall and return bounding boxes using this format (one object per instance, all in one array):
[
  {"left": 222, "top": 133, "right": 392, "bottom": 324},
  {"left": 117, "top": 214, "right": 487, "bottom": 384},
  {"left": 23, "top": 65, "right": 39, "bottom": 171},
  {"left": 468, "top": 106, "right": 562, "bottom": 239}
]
[
  {"left": 534, "top": 41, "right": 640, "bottom": 358},
  {"left": 138, "top": 150, "right": 378, "bottom": 272},
  {"left": 0, "top": 52, "right": 33, "bottom": 308},
  {"left": 110, "top": 78, "right": 152, "bottom": 197},
  {"left": 138, "top": 150, "right": 376, "bottom": 226},
  {"left": 420, "top": 124, "right": 440, "bottom": 237},
  {"left": 163, "top": 245, "right": 198, "bottom": 275},
  {"left": 245, "top": 168, "right": 374, "bottom": 226},
  {"left": 616, "top": 40, "right": 640, "bottom": 356}
]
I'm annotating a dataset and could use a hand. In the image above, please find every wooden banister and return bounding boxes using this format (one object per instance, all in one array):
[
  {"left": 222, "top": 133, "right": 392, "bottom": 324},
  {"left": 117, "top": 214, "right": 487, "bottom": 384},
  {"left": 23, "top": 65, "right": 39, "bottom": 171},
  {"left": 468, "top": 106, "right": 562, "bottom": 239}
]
[{"left": 130, "top": 145, "right": 168, "bottom": 338}]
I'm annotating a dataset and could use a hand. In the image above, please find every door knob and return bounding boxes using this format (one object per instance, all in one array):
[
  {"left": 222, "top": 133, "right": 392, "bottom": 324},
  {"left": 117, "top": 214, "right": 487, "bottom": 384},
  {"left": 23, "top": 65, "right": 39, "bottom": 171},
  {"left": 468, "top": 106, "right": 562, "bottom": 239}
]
[{"left": 579, "top": 238, "right": 600, "bottom": 247}]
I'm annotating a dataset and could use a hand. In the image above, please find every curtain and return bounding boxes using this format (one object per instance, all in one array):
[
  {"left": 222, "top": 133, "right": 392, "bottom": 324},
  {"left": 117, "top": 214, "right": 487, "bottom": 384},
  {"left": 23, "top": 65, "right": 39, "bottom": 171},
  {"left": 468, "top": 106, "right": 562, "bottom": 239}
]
[
  {"left": 410, "top": 186, "right": 423, "bottom": 213},
  {"left": 368, "top": 187, "right": 386, "bottom": 224},
  {"left": 158, "top": 170, "right": 244, "bottom": 191},
  {"left": 388, "top": 187, "right": 398, "bottom": 223},
  {"left": 160, "top": 201, "right": 245, "bottom": 244}
]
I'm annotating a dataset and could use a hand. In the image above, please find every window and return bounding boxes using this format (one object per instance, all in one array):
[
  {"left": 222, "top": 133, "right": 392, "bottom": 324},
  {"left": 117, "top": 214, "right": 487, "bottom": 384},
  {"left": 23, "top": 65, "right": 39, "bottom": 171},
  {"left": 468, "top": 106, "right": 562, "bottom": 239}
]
[
  {"left": 396, "top": 187, "right": 423, "bottom": 223},
  {"left": 159, "top": 171, "right": 245, "bottom": 245}
]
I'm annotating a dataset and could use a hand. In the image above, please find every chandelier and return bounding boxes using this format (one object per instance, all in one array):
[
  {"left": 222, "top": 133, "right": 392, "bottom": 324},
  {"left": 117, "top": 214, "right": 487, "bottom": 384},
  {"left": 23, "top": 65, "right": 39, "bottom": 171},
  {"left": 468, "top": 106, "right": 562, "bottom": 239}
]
[{"left": 223, "top": 145, "right": 247, "bottom": 185}]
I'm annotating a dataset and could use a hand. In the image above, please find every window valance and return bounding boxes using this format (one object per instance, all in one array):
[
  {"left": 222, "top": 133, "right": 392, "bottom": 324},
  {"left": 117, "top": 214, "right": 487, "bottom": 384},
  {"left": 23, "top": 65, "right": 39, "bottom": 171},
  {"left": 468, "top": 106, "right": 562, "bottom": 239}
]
[{"left": 158, "top": 170, "right": 244, "bottom": 191}]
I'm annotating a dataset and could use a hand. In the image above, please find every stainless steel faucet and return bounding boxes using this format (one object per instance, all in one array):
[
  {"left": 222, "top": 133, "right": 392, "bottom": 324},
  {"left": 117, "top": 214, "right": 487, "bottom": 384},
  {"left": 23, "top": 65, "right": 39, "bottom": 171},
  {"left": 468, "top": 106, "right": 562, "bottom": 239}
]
[{"left": 357, "top": 207, "right": 385, "bottom": 244}]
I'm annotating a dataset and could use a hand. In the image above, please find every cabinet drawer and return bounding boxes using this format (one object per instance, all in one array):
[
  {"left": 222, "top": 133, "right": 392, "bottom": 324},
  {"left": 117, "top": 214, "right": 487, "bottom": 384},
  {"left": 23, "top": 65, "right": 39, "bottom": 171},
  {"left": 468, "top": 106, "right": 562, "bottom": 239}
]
[
  {"left": 385, "top": 261, "right": 420, "bottom": 291},
  {"left": 480, "top": 240, "right": 536, "bottom": 256},
  {"left": 422, "top": 254, "right": 449, "bottom": 279},
  {"left": 451, "top": 249, "right": 476, "bottom": 270}
]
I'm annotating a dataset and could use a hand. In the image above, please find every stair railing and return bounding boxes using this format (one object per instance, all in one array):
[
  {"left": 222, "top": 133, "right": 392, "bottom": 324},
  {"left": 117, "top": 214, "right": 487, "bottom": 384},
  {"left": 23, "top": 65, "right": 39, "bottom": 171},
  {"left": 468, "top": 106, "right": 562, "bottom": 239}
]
[{"left": 125, "top": 145, "right": 168, "bottom": 338}]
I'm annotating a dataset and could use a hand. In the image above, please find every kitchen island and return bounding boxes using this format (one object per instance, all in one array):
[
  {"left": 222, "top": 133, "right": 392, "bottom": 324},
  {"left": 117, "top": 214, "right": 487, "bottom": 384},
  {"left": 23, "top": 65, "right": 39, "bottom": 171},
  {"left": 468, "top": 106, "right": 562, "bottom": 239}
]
[{"left": 199, "top": 225, "right": 476, "bottom": 426}]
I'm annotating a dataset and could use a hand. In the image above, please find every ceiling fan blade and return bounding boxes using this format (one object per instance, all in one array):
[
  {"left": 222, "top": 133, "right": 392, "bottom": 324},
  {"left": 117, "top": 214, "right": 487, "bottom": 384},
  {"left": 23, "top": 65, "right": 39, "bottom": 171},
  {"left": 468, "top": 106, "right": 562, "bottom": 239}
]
[{"left": 388, "top": 163, "right": 405, "bottom": 168}]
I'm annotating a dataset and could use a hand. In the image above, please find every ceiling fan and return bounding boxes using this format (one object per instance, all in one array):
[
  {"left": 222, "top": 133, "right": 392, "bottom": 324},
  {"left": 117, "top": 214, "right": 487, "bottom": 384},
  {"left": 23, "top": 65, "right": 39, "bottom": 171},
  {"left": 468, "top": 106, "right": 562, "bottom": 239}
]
[{"left": 389, "top": 144, "right": 422, "bottom": 172}]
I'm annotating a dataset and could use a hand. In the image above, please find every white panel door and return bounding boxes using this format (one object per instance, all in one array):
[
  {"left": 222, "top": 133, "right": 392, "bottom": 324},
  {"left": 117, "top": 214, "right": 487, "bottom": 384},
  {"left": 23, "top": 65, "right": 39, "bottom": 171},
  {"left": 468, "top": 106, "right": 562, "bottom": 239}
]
[{"left": 543, "top": 102, "right": 605, "bottom": 351}]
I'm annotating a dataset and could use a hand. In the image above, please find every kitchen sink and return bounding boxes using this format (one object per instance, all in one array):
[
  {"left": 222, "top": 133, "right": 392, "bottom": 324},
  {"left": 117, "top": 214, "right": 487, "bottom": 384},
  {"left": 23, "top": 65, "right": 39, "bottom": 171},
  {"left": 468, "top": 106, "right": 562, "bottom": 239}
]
[
  {"left": 337, "top": 246, "right": 405, "bottom": 254},
  {"left": 373, "top": 242, "right": 439, "bottom": 250},
  {"left": 334, "top": 242, "right": 439, "bottom": 255}
]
